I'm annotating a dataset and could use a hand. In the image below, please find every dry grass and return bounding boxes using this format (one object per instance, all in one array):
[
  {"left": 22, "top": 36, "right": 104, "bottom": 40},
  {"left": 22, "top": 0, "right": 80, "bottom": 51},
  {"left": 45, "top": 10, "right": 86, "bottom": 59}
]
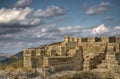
[
  {"left": 58, "top": 71, "right": 114, "bottom": 79},
  {"left": 0, "top": 58, "right": 23, "bottom": 71}
]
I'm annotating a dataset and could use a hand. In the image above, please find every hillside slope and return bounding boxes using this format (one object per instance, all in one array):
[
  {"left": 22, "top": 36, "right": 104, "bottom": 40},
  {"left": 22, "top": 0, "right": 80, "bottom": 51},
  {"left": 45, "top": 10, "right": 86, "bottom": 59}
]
[
  {"left": 0, "top": 51, "right": 23, "bottom": 70},
  {"left": 0, "top": 53, "right": 14, "bottom": 61},
  {"left": 0, "top": 42, "right": 62, "bottom": 70}
]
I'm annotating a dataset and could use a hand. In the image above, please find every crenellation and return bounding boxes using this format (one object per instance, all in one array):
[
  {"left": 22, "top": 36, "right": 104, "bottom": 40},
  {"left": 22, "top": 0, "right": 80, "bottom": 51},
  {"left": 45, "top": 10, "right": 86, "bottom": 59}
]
[
  {"left": 81, "top": 38, "right": 87, "bottom": 42},
  {"left": 116, "top": 36, "right": 120, "bottom": 43},
  {"left": 101, "top": 37, "right": 109, "bottom": 43},
  {"left": 35, "top": 49, "right": 41, "bottom": 57},
  {"left": 74, "top": 37, "right": 78, "bottom": 42},
  {"left": 109, "top": 36, "right": 116, "bottom": 43},
  {"left": 64, "top": 36, "right": 69, "bottom": 43},
  {"left": 87, "top": 37, "right": 95, "bottom": 42},
  {"left": 78, "top": 38, "right": 82, "bottom": 43},
  {"left": 95, "top": 37, "right": 101, "bottom": 42},
  {"left": 69, "top": 37, "right": 74, "bottom": 42}
]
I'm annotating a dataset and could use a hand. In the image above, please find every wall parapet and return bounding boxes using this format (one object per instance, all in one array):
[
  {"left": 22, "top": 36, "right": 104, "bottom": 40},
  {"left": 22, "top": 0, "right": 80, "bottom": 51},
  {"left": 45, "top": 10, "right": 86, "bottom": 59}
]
[{"left": 64, "top": 36, "right": 120, "bottom": 43}]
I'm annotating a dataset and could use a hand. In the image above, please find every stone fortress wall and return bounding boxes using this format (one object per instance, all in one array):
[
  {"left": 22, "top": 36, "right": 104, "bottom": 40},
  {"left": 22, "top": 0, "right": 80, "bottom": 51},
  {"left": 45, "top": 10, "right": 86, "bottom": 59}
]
[{"left": 23, "top": 36, "right": 120, "bottom": 74}]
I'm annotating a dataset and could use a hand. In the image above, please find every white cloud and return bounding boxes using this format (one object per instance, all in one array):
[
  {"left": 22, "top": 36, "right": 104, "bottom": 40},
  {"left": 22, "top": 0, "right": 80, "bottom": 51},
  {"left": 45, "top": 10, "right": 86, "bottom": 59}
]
[
  {"left": 34, "top": 6, "right": 65, "bottom": 18},
  {"left": 0, "top": 23, "right": 120, "bottom": 53},
  {"left": 114, "top": 26, "right": 120, "bottom": 30},
  {"left": 0, "top": 7, "right": 32, "bottom": 24},
  {"left": 58, "top": 25, "right": 81, "bottom": 32},
  {"left": 0, "top": 7, "right": 43, "bottom": 26},
  {"left": 15, "top": 0, "right": 32, "bottom": 8},
  {"left": 0, "top": 23, "right": 119, "bottom": 42},
  {"left": 31, "top": 18, "right": 42, "bottom": 25},
  {"left": 87, "top": 2, "right": 112, "bottom": 15},
  {"left": 31, "top": 24, "right": 119, "bottom": 40},
  {"left": 0, "top": 5, "right": 66, "bottom": 27},
  {"left": 92, "top": 24, "right": 108, "bottom": 35}
]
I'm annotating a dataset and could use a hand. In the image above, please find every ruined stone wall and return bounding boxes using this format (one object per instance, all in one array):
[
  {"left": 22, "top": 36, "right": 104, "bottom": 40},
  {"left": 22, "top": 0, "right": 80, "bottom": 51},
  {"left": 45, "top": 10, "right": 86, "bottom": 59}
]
[
  {"left": 23, "top": 49, "right": 33, "bottom": 69},
  {"left": 22, "top": 36, "right": 120, "bottom": 72},
  {"left": 42, "top": 46, "right": 83, "bottom": 71},
  {"left": 73, "top": 46, "right": 83, "bottom": 70},
  {"left": 23, "top": 48, "right": 45, "bottom": 69},
  {"left": 106, "top": 43, "right": 120, "bottom": 73},
  {"left": 62, "top": 36, "right": 120, "bottom": 71},
  {"left": 43, "top": 56, "right": 74, "bottom": 71},
  {"left": 80, "top": 43, "right": 107, "bottom": 70}
]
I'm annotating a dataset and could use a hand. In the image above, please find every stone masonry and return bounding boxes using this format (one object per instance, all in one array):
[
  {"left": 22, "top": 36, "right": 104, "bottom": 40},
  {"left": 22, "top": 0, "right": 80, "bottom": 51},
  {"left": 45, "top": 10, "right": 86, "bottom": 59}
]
[{"left": 23, "top": 36, "right": 120, "bottom": 76}]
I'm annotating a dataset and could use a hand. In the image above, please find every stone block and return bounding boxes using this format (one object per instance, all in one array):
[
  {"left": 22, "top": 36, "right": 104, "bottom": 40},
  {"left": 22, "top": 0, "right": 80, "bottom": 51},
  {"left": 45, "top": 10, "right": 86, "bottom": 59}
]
[
  {"left": 101, "top": 37, "right": 109, "bottom": 43},
  {"left": 87, "top": 38, "right": 95, "bottom": 42},
  {"left": 116, "top": 36, "right": 120, "bottom": 43},
  {"left": 97, "top": 63, "right": 107, "bottom": 69},
  {"left": 64, "top": 36, "right": 69, "bottom": 42}
]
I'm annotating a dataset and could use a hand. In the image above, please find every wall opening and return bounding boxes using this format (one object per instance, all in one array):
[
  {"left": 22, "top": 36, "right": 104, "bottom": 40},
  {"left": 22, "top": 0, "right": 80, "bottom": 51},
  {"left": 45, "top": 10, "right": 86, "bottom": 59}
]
[
  {"left": 109, "top": 36, "right": 116, "bottom": 43},
  {"left": 82, "top": 38, "right": 87, "bottom": 42}
]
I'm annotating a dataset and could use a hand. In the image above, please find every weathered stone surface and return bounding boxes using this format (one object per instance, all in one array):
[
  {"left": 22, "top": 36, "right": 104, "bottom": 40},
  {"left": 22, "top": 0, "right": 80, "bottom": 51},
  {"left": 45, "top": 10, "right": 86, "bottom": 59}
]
[{"left": 22, "top": 36, "right": 120, "bottom": 78}]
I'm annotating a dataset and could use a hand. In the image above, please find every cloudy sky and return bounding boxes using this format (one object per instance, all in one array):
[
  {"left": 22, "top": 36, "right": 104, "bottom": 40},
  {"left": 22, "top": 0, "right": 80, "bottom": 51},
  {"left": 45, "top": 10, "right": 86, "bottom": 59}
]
[{"left": 0, "top": 0, "right": 120, "bottom": 53}]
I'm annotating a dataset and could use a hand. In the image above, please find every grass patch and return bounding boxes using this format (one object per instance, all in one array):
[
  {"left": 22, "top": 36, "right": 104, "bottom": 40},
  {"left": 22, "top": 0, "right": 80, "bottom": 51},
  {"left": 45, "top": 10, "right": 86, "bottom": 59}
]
[{"left": 58, "top": 71, "right": 113, "bottom": 79}]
